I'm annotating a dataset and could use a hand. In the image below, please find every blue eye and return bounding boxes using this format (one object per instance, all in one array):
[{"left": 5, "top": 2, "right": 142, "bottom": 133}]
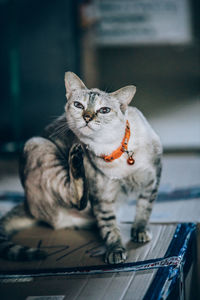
[
  {"left": 74, "top": 101, "right": 84, "bottom": 109},
  {"left": 99, "top": 107, "right": 111, "bottom": 114}
]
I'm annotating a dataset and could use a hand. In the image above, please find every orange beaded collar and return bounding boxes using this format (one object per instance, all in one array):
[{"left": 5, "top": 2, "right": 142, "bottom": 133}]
[{"left": 102, "top": 120, "right": 135, "bottom": 165}]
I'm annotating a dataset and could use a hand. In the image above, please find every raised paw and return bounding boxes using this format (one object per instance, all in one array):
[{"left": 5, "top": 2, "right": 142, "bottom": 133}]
[
  {"left": 69, "top": 144, "right": 84, "bottom": 178},
  {"left": 105, "top": 246, "right": 127, "bottom": 264},
  {"left": 131, "top": 226, "right": 152, "bottom": 243}
]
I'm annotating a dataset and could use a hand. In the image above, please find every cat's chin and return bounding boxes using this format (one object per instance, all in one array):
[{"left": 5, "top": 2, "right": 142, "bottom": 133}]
[{"left": 79, "top": 124, "right": 95, "bottom": 136}]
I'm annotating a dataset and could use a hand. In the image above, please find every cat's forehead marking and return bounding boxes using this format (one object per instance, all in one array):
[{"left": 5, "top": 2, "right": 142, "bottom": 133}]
[
  {"left": 78, "top": 89, "right": 109, "bottom": 108},
  {"left": 89, "top": 91, "right": 100, "bottom": 103},
  {"left": 86, "top": 91, "right": 101, "bottom": 110}
]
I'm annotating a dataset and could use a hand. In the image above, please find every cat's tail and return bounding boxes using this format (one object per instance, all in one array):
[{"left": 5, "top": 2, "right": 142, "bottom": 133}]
[{"left": 0, "top": 203, "right": 47, "bottom": 261}]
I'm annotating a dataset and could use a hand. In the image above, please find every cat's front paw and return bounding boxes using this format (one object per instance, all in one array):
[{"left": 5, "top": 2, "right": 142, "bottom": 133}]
[
  {"left": 69, "top": 143, "right": 84, "bottom": 178},
  {"left": 105, "top": 246, "right": 127, "bottom": 264},
  {"left": 131, "top": 226, "right": 152, "bottom": 243}
]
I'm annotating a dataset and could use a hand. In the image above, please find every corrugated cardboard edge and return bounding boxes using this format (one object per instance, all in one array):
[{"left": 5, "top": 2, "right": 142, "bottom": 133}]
[{"left": 143, "top": 223, "right": 197, "bottom": 300}]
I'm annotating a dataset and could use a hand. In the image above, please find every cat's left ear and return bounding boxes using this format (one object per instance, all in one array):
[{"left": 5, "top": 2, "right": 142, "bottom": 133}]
[
  {"left": 64, "top": 72, "right": 86, "bottom": 99},
  {"left": 110, "top": 85, "right": 136, "bottom": 113}
]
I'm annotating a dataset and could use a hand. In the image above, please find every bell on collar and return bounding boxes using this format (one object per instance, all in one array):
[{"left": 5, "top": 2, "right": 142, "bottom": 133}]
[{"left": 127, "top": 156, "right": 135, "bottom": 165}]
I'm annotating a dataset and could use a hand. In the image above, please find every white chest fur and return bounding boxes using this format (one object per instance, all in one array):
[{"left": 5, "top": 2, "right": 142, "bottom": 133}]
[
  {"left": 94, "top": 140, "right": 149, "bottom": 180},
  {"left": 83, "top": 107, "right": 162, "bottom": 184}
]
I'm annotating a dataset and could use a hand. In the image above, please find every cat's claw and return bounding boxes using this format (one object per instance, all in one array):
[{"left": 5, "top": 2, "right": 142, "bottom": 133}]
[
  {"left": 131, "top": 226, "right": 152, "bottom": 243},
  {"left": 105, "top": 246, "right": 127, "bottom": 264}
]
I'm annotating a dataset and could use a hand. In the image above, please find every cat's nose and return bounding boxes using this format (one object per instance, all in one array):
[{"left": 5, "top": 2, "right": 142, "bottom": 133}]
[{"left": 83, "top": 112, "right": 94, "bottom": 123}]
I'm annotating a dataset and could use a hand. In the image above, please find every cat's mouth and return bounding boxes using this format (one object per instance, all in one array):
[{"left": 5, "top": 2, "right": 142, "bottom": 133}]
[
  {"left": 78, "top": 122, "right": 101, "bottom": 135},
  {"left": 80, "top": 123, "right": 93, "bottom": 130}
]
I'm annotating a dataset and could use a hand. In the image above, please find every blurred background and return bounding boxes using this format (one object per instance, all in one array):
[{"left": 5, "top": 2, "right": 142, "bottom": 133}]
[
  {"left": 0, "top": 0, "right": 200, "bottom": 193},
  {"left": 0, "top": 0, "right": 199, "bottom": 153}
]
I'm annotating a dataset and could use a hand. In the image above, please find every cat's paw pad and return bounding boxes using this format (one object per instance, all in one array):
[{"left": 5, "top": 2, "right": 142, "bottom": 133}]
[
  {"left": 69, "top": 144, "right": 84, "bottom": 178},
  {"left": 131, "top": 226, "right": 152, "bottom": 243},
  {"left": 105, "top": 246, "right": 127, "bottom": 264},
  {"left": 70, "top": 144, "right": 84, "bottom": 166}
]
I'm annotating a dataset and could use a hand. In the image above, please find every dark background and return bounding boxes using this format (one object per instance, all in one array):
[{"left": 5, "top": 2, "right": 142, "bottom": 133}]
[
  {"left": 0, "top": 0, "right": 80, "bottom": 147},
  {"left": 0, "top": 0, "right": 199, "bottom": 152}
]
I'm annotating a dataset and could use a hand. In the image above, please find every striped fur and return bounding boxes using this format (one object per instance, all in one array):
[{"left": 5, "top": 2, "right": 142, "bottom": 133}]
[
  {"left": 0, "top": 203, "right": 47, "bottom": 261},
  {"left": 0, "top": 72, "right": 162, "bottom": 263}
]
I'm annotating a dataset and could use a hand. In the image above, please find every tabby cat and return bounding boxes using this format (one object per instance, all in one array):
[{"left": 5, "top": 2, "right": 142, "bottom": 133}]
[{"left": 0, "top": 72, "right": 162, "bottom": 264}]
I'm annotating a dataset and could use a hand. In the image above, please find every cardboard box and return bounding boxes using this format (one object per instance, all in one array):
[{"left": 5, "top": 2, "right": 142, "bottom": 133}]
[{"left": 0, "top": 222, "right": 197, "bottom": 300}]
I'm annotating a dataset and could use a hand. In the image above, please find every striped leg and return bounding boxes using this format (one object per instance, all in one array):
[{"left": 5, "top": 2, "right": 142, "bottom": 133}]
[
  {"left": 131, "top": 160, "right": 162, "bottom": 243},
  {"left": 69, "top": 143, "right": 88, "bottom": 211},
  {"left": 91, "top": 183, "right": 126, "bottom": 264}
]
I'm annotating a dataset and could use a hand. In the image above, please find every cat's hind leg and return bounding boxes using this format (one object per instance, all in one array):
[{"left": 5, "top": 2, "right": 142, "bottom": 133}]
[{"left": 68, "top": 143, "right": 88, "bottom": 211}]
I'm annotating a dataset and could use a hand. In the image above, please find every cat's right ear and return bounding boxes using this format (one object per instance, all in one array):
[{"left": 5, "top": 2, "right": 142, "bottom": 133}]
[
  {"left": 110, "top": 85, "right": 136, "bottom": 113},
  {"left": 64, "top": 72, "right": 86, "bottom": 99}
]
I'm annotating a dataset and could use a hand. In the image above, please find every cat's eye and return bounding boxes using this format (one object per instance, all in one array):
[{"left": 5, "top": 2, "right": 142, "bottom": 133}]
[
  {"left": 98, "top": 107, "right": 111, "bottom": 114},
  {"left": 74, "top": 101, "right": 84, "bottom": 109}
]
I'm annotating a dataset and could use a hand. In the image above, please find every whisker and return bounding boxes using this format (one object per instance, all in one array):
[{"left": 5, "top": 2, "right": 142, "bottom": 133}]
[
  {"left": 49, "top": 122, "right": 70, "bottom": 138},
  {"left": 50, "top": 127, "right": 70, "bottom": 137}
]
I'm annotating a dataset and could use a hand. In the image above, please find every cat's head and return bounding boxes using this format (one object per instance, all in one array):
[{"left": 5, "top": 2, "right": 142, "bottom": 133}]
[{"left": 64, "top": 72, "right": 136, "bottom": 139}]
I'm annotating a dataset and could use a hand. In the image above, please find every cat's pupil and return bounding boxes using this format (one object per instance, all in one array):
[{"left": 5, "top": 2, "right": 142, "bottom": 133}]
[
  {"left": 74, "top": 101, "right": 84, "bottom": 109},
  {"left": 99, "top": 107, "right": 111, "bottom": 114}
]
